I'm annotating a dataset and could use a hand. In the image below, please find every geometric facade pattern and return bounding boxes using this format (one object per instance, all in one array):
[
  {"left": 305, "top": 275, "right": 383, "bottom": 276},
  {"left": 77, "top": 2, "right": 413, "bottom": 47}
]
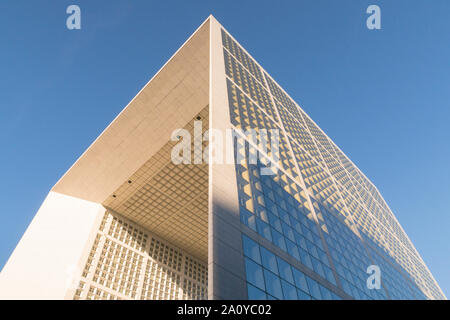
[
  {"left": 102, "top": 106, "right": 210, "bottom": 262},
  {"left": 221, "top": 27, "right": 444, "bottom": 300},
  {"left": 0, "top": 16, "right": 444, "bottom": 300},
  {"left": 74, "top": 211, "right": 207, "bottom": 300}
]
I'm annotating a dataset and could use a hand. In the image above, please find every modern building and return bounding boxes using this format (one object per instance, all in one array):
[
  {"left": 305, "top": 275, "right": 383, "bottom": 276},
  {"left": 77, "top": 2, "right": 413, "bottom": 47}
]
[{"left": 0, "top": 16, "right": 445, "bottom": 300}]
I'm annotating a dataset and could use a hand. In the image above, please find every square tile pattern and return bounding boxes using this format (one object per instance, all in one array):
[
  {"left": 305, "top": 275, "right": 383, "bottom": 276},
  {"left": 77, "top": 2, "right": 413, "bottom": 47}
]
[
  {"left": 74, "top": 210, "right": 207, "bottom": 300},
  {"left": 103, "top": 106, "right": 209, "bottom": 262}
]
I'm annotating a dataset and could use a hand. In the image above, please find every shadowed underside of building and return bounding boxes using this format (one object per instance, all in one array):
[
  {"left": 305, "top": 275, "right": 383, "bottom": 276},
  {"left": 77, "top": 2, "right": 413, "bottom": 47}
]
[{"left": 0, "top": 16, "right": 445, "bottom": 300}]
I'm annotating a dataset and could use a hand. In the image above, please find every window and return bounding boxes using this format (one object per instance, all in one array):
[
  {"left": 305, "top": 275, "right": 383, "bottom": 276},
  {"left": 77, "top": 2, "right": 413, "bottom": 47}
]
[
  {"left": 241, "top": 233, "right": 346, "bottom": 301},
  {"left": 247, "top": 283, "right": 267, "bottom": 300},
  {"left": 297, "top": 289, "right": 311, "bottom": 300},
  {"left": 299, "top": 248, "right": 313, "bottom": 270},
  {"left": 263, "top": 269, "right": 283, "bottom": 299},
  {"left": 318, "top": 249, "right": 329, "bottom": 266},
  {"left": 260, "top": 247, "right": 278, "bottom": 274},
  {"left": 242, "top": 235, "right": 261, "bottom": 264},
  {"left": 276, "top": 257, "right": 294, "bottom": 284},
  {"left": 245, "top": 258, "right": 265, "bottom": 291},
  {"left": 281, "top": 279, "right": 298, "bottom": 300},
  {"left": 312, "top": 257, "right": 326, "bottom": 278},
  {"left": 323, "top": 265, "right": 337, "bottom": 286},
  {"left": 306, "top": 276, "right": 322, "bottom": 300},
  {"left": 319, "top": 285, "right": 333, "bottom": 300},
  {"left": 286, "top": 239, "right": 301, "bottom": 262},
  {"left": 307, "top": 240, "right": 319, "bottom": 259},
  {"left": 292, "top": 267, "right": 309, "bottom": 293},
  {"left": 256, "top": 218, "right": 272, "bottom": 242},
  {"left": 281, "top": 222, "right": 295, "bottom": 242},
  {"left": 241, "top": 210, "right": 256, "bottom": 231},
  {"left": 279, "top": 210, "right": 291, "bottom": 226},
  {"left": 257, "top": 207, "right": 269, "bottom": 224},
  {"left": 268, "top": 211, "right": 282, "bottom": 233},
  {"left": 294, "top": 231, "right": 307, "bottom": 250},
  {"left": 272, "top": 229, "right": 287, "bottom": 252}
]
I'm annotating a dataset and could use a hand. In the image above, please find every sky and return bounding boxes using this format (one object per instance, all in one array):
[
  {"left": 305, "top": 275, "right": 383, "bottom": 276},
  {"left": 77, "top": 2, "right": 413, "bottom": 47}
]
[{"left": 0, "top": 0, "right": 449, "bottom": 297}]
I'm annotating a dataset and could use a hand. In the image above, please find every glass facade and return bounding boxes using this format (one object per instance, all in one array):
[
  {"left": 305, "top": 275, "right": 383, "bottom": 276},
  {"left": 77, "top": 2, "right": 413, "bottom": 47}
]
[
  {"left": 243, "top": 235, "right": 341, "bottom": 300},
  {"left": 221, "top": 28, "right": 443, "bottom": 299}
]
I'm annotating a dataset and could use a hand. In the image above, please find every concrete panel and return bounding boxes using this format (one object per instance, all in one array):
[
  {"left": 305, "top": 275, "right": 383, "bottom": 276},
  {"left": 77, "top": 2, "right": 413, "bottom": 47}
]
[
  {"left": 52, "top": 19, "right": 210, "bottom": 204},
  {"left": 208, "top": 16, "right": 247, "bottom": 300},
  {"left": 0, "top": 192, "right": 105, "bottom": 299}
]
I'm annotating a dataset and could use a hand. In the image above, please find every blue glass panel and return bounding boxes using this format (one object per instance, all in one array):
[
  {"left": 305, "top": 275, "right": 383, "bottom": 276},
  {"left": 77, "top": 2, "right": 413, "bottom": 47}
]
[
  {"left": 267, "top": 211, "right": 282, "bottom": 233},
  {"left": 272, "top": 229, "right": 287, "bottom": 252},
  {"left": 279, "top": 210, "right": 291, "bottom": 225},
  {"left": 263, "top": 269, "right": 283, "bottom": 300},
  {"left": 311, "top": 257, "right": 326, "bottom": 278},
  {"left": 244, "top": 258, "right": 265, "bottom": 291},
  {"left": 266, "top": 198, "right": 278, "bottom": 216},
  {"left": 297, "top": 289, "right": 311, "bottom": 300},
  {"left": 306, "top": 276, "right": 322, "bottom": 300},
  {"left": 331, "top": 292, "right": 342, "bottom": 300},
  {"left": 240, "top": 209, "right": 256, "bottom": 231},
  {"left": 292, "top": 220, "right": 303, "bottom": 234},
  {"left": 312, "top": 233, "right": 324, "bottom": 250},
  {"left": 247, "top": 283, "right": 267, "bottom": 300},
  {"left": 294, "top": 231, "right": 307, "bottom": 250},
  {"left": 292, "top": 268, "right": 309, "bottom": 293},
  {"left": 242, "top": 235, "right": 261, "bottom": 264},
  {"left": 303, "top": 227, "right": 314, "bottom": 242},
  {"left": 306, "top": 240, "right": 319, "bottom": 259},
  {"left": 257, "top": 207, "right": 269, "bottom": 224},
  {"left": 286, "top": 239, "right": 301, "bottom": 262},
  {"left": 299, "top": 248, "right": 313, "bottom": 270},
  {"left": 323, "top": 265, "right": 337, "bottom": 286},
  {"left": 260, "top": 246, "right": 278, "bottom": 274},
  {"left": 319, "top": 285, "right": 333, "bottom": 300},
  {"left": 256, "top": 218, "right": 272, "bottom": 242},
  {"left": 276, "top": 257, "right": 294, "bottom": 284},
  {"left": 340, "top": 276, "right": 352, "bottom": 296},
  {"left": 351, "top": 285, "right": 361, "bottom": 300},
  {"left": 281, "top": 222, "right": 295, "bottom": 242},
  {"left": 318, "top": 248, "right": 329, "bottom": 266},
  {"left": 281, "top": 279, "right": 298, "bottom": 300}
]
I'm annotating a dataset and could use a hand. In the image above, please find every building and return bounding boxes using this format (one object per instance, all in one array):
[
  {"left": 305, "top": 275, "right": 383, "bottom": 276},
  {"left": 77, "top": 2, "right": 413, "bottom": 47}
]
[{"left": 0, "top": 16, "right": 445, "bottom": 300}]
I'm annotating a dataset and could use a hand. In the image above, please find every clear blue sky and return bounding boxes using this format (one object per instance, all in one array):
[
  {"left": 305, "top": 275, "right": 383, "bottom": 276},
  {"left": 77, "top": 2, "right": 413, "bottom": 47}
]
[{"left": 0, "top": 0, "right": 449, "bottom": 297}]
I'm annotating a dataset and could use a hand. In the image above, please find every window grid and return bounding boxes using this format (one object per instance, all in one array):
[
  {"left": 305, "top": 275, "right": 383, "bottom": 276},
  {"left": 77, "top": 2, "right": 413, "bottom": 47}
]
[
  {"left": 74, "top": 211, "right": 207, "bottom": 300},
  {"left": 243, "top": 235, "right": 342, "bottom": 300},
  {"left": 221, "top": 28, "right": 441, "bottom": 299}
]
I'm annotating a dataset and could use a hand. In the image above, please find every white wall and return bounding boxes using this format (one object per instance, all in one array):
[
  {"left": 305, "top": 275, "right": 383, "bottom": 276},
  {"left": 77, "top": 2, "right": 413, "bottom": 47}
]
[{"left": 0, "top": 191, "right": 105, "bottom": 299}]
